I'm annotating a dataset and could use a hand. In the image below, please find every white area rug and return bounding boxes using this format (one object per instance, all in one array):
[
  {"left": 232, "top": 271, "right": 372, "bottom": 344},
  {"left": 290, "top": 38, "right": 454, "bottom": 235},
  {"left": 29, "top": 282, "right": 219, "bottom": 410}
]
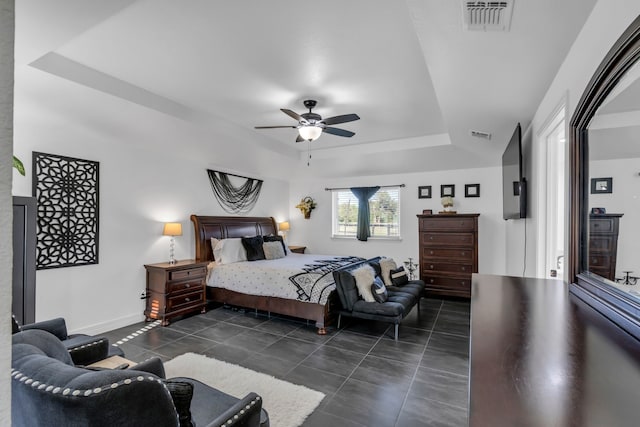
[{"left": 164, "top": 352, "right": 325, "bottom": 427}]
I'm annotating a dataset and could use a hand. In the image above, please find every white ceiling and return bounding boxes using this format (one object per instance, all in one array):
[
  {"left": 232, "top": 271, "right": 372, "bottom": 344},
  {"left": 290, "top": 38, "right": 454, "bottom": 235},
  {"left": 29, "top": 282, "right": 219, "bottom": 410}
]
[{"left": 15, "top": 0, "right": 598, "bottom": 178}]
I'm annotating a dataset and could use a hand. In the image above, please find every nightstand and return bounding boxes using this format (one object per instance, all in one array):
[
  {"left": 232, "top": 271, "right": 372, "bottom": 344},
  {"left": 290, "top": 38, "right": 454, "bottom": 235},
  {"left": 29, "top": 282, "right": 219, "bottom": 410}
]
[
  {"left": 288, "top": 245, "right": 306, "bottom": 254},
  {"left": 144, "top": 260, "right": 208, "bottom": 326}
]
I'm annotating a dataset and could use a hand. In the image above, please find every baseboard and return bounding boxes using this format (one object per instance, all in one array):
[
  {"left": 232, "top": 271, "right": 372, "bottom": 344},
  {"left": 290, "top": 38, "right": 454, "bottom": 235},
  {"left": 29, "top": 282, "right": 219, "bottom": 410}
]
[{"left": 70, "top": 313, "right": 146, "bottom": 336}]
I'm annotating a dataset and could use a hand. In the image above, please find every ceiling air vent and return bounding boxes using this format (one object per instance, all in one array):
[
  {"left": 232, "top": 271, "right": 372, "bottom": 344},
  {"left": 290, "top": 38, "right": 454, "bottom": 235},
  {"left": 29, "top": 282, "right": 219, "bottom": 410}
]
[
  {"left": 463, "top": 1, "right": 514, "bottom": 32},
  {"left": 470, "top": 130, "right": 492, "bottom": 140}
]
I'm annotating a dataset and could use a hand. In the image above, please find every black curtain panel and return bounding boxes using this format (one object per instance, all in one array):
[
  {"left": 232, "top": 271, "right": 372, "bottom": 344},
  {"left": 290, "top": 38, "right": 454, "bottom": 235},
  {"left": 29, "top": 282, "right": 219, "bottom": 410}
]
[{"left": 350, "top": 186, "right": 380, "bottom": 241}]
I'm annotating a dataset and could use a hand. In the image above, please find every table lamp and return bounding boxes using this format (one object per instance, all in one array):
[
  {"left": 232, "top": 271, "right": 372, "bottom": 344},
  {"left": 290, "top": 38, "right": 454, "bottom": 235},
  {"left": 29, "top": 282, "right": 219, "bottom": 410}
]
[
  {"left": 278, "top": 221, "right": 290, "bottom": 242},
  {"left": 163, "top": 222, "right": 182, "bottom": 264}
]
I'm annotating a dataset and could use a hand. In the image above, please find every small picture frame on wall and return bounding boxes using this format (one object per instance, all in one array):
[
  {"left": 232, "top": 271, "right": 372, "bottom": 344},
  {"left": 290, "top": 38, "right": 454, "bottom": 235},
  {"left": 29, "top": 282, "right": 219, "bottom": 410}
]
[
  {"left": 465, "top": 184, "right": 480, "bottom": 198},
  {"left": 441, "top": 184, "right": 455, "bottom": 197},
  {"left": 591, "top": 177, "right": 613, "bottom": 194},
  {"left": 418, "top": 185, "right": 432, "bottom": 199}
]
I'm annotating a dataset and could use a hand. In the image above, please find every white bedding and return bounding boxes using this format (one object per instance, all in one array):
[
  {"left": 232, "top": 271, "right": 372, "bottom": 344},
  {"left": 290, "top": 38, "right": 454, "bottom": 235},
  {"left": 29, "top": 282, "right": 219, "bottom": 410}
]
[{"left": 207, "top": 253, "right": 364, "bottom": 305}]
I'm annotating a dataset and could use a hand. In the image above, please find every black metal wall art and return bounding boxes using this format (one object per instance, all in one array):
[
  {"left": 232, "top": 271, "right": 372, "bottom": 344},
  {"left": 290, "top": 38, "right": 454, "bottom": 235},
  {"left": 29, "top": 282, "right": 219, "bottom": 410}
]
[
  {"left": 207, "top": 169, "right": 263, "bottom": 213},
  {"left": 32, "top": 152, "right": 99, "bottom": 269}
]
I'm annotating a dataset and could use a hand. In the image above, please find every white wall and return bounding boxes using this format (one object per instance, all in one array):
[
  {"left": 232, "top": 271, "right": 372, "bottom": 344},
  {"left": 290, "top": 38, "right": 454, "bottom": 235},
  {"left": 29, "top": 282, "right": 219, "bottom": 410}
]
[
  {"left": 0, "top": 0, "right": 14, "bottom": 422},
  {"left": 514, "top": 0, "right": 640, "bottom": 282},
  {"left": 13, "top": 69, "right": 293, "bottom": 334},
  {"left": 289, "top": 166, "right": 506, "bottom": 276},
  {"left": 590, "top": 158, "right": 640, "bottom": 277}
]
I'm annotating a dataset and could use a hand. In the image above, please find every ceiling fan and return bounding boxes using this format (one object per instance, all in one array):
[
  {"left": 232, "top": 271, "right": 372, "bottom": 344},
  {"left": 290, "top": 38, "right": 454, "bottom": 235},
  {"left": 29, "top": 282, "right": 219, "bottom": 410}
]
[{"left": 255, "top": 100, "right": 360, "bottom": 142}]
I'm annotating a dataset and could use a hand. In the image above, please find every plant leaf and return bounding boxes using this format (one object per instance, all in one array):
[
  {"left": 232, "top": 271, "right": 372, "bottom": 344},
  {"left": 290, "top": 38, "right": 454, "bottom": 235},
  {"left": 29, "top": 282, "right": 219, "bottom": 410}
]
[{"left": 13, "top": 155, "right": 25, "bottom": 176}]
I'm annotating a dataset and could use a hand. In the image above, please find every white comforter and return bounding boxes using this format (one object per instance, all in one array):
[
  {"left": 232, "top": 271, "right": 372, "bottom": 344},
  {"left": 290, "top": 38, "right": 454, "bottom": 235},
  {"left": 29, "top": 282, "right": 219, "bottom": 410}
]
[{"left": 207, "top": 253, "right": 362, "bottom": 305}]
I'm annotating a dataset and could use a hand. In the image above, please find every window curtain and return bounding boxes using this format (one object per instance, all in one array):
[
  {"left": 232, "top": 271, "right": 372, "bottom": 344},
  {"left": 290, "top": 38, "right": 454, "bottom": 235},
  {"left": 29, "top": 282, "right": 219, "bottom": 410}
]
[{"left": 350, "top": 186, "right": 380, "bottom": 241}]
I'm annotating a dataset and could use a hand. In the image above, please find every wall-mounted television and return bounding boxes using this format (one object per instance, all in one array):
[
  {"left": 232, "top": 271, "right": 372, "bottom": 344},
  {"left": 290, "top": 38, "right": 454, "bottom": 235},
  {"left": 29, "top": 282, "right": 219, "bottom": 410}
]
[{"left": 502, "top": 123, "right": 527, "bottom": 220}]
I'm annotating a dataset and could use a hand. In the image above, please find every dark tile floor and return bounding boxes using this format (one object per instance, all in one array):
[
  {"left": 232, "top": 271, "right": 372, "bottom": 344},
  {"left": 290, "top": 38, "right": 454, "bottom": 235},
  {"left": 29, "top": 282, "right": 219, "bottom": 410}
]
[{"left": 102, "top": 297, "right": 470, "bottom": 427}]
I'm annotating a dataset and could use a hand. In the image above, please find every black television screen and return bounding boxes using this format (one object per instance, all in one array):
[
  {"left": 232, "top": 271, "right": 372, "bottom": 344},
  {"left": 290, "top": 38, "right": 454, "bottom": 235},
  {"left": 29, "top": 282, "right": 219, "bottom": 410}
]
[{"left": 502, "top": 123, "right": 526, "bottom": 220}]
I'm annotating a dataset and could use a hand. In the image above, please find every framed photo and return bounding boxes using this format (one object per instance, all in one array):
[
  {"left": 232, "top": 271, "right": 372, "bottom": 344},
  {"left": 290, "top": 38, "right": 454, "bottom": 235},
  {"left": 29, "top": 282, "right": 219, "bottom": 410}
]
[
  {"left": 422, "top": 209, "right": 433, "bottom": 215},
  {"left": 591, "top": 207, "right": 606, "bottom": 215},
  {"left": 418, "top": 185, "right": 432, "bottom": 199},
  {"left": 465, "top": 184, "right": 480, "bottom": 198},
  {"left": 441, "top": 184, "right": 455, "bottom": 197},
  {"left": 591, "top": 177, "right": 612, "bottom": 194}
]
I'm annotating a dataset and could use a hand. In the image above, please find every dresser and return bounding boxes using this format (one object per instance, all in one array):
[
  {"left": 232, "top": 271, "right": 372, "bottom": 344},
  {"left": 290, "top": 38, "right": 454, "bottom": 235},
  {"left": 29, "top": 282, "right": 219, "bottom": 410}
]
[
  {"left": 417, "top": 213, "right": 479, "bottom": 298},
  {"left": 144, "top": 260, "right": 208, "bottom": 326},
  {"left": 588, "top": 213, "right": 623, "bottom": 281}
]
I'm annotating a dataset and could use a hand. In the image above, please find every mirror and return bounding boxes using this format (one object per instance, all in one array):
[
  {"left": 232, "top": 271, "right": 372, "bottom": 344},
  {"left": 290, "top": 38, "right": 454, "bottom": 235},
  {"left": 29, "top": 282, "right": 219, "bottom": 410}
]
[
  {"left": 587, "top": 59, "right": 640, "bottom": 298},
  {"left": 570, "top": 15, "right": 640, "bottom": 339}
]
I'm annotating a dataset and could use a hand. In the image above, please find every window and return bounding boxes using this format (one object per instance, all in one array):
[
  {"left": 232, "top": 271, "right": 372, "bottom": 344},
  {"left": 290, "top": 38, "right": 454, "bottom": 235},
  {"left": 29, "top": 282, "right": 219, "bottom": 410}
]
[{"left": 332, "top": 187, "right": 401, "bottom": 239}]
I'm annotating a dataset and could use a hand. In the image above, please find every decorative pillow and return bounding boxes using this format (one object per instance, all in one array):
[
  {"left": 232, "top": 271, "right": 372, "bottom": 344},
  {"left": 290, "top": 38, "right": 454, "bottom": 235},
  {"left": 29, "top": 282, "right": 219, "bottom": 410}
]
[
  {"left": 263, "top": 235, "right": 287, "bottom": 255},
  {"left": 164, "top": 380, "right": 194, "bottom": 427},
  {"left": 371, "top": 276, "right": 388, "bottom": 303},
  {"left": 390, "top": 266, "right": 409, "bottom": 286},
  {"left": 211, "top": 237, "right": 221, "bottom": 260},
  {"left": 217, "top": 238, "right": 247, "bottom": 264},
  {"left": 380, "top": 258, "right": 397, "bottom": 287},
  {"left": 263, "top": 241, "right": 285, "bottom": 260},
  {"left": 352, "top": 265, "right": 376, "bottom": 302},
  {"left": 241, "top": 236, "right": 266, "bottom": 261}
]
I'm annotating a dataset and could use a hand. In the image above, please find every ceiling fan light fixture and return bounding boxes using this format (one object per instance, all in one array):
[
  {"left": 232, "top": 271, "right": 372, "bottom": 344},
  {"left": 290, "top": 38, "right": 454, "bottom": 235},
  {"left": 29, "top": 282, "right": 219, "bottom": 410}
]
[{"left": 298, "top": 125, "right": 322, "bottom": 141}]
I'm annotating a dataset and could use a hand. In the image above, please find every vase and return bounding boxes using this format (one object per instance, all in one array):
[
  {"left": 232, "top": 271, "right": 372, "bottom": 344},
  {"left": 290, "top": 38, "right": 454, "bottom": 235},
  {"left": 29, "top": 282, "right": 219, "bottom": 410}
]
[{"left": 304, "top": 211, "right": 311, "bottom": 219}]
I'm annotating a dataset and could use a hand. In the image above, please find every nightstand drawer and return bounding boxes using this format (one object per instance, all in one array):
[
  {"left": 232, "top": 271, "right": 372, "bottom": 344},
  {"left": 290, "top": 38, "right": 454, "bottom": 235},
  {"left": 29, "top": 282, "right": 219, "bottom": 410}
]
[
  {"left": 170, "top": 267, "right": 206, "bottom": 281},
  {"left": 167, "top": 290, "right": 204, "bottom": 311},
  {"left": 168, "top": 280, "right": 203, "bottom": 294}
]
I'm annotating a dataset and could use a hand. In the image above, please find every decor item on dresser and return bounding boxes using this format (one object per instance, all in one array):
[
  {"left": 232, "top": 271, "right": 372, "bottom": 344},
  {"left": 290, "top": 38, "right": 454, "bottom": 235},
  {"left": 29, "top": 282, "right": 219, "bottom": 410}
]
[
  {"left": 465, "top": 184, "right": 480, "bottom": 198},
  {"left": 588, "top": 213, "right": 623, "bottom": 281},
  {"left": 191, "top": 215, "right": 365, "bottom": 334},
  {"left": 440, "top": 196, "right": 456, "bottom": 214},
  {"left": 33, "top": 152, "right": 99, "bottom": 269},
  {"left": 295, "top": 196, "right": 317, "bottom": 219},
  {"left": 417, "top": 213, "right": 479, "bottom": 298},
  {"left": 144, "top": 260, "right": 208, "bottom": 326},
  {"left": 590, "top": 177, "right": 613, "bottom": 194},
  {"left": 418, "top": 185, "right": 432, "bottom": 199},
  {"left": 12, "top": 329, "right": 267, "bottom": 427},
  {"left": 207, "top": 169, "right": 263, "bottom": 214},
  {"left": 162, "top": 222, "right": 182, "bottom": 265}
]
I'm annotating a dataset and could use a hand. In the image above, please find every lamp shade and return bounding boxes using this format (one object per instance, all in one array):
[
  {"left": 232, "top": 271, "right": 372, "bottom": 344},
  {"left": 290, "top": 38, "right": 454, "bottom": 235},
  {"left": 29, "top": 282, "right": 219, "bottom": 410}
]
[
  {"left": 163, "top": 222, "right": 182, "bottom": 236},
  {"left": 298, "top": 125, "right": 322, "bottom": 141},
  {"left": 278, "top": 221, "right": 290, "bottom": 232}
]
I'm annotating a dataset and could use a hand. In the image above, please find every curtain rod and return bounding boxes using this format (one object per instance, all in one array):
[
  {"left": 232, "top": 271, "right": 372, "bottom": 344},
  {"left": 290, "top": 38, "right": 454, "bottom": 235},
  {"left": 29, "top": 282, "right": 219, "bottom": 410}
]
[{"left": 324, "top": 184, "right": 405, "bottom": 191}]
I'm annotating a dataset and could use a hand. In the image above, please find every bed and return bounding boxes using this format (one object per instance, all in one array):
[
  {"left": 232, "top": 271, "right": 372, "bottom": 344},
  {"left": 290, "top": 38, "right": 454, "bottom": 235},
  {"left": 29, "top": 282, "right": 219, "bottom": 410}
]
[{"left": 190, "top": 215, "right": 363, "bottom": 334}]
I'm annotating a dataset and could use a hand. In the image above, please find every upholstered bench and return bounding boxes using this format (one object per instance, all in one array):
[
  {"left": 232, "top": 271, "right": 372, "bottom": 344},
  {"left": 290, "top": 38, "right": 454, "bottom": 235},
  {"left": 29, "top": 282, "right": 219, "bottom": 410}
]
[{"left": 332, "top": 257, "right": 424, "bottom": 340}]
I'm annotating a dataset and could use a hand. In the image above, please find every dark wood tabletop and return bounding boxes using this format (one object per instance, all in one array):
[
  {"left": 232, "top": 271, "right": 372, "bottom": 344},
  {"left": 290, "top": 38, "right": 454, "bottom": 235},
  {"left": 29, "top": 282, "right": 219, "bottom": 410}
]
[{"left": 469, "top": 274, "right": 640, "bottom": 427}]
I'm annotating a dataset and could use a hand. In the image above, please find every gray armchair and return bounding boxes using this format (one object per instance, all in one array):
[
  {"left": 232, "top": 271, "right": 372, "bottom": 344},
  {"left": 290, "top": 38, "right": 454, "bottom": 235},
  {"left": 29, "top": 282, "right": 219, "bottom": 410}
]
[
  {"left": 12, "top": 315, "right": 124, "bottom": 366},
  {"left": 11, "top": 329, "right": 266, "bottom": 427}
]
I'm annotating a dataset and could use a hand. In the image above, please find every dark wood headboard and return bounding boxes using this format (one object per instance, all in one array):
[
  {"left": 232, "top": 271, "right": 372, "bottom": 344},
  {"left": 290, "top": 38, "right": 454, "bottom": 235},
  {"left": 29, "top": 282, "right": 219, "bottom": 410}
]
[{"left": 190, "top": 215, "right": 278, "bottom": 262}]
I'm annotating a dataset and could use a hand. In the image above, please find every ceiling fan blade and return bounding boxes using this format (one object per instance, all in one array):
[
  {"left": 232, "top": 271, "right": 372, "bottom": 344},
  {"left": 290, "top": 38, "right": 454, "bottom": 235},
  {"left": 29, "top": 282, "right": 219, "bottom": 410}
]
[
  {"left": 321, "top": 113, "right": 360, "bottom": 126},
  {"left": 323, "top": 127, "right": 355, "bottom": 137},
  {"left": 254, "top": 125, "right": 297, "bottom": 129},
  {"left": 281, "top": 108, "right": 303, "bottom": 122},
  {"left": 296, "top": 134, "right": 304, "bottom": 143}
]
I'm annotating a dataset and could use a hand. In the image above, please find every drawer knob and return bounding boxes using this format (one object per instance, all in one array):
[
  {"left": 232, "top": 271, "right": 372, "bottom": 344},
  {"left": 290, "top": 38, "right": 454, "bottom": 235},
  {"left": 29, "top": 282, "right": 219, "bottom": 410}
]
[
  {"left": 462, "top": 266, "right": 466, "bottom": 271},
  {"left": 185, "top": 297, "right": 190, "bottom": 302},
  {"left": 430, "top": 236, "right": 434, "bottom": 240},
  {"left": 461, "top": 281, "right": 465, "bottom": 285},
  {"left": 430, "top": 265, "right": 434, "bottom": 269},
  {"left": 186, "top": 283, "right": 190, "bottom": 288},
  {"left": 430, "top": 279, "right": 434, "bottom": 283},
  {"left": 461, "top": 252, "right": 466, "bottom": 256},
  {"left": 430, "top": 251, "right": 434, "bottom": 255}
]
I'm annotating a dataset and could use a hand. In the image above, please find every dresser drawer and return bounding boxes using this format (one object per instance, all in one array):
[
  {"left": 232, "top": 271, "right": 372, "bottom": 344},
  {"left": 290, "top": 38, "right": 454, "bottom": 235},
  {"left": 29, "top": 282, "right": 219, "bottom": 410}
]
[
  {"left": 589, "top": 235, "right": 615, "bottom": 253},
  {"left": 588, "top": 254, "right": 612, "bottom": 268},
  {"left": 423, "top": 275, "right": 471, "bottom": 291},
  {"left": 422, "top": 262, "right": 474, "bottom": 275},
  {"left": 169, "top": 267, "right": 206, "bottom": 281},
  {"left": 421, "top": 247, "right": 474, "bottom": 261},
  {"left": 422, "top": 232, "right": 475, "bottom": 247},
  {"left": 420, "top": 217, "right": 476, "bottom": 232},
  {"left": 167, "top": 290, "right": 205, "bottom": 311},
  {"left": 590, "top": 218, "right": 616, "bottom": 234}
]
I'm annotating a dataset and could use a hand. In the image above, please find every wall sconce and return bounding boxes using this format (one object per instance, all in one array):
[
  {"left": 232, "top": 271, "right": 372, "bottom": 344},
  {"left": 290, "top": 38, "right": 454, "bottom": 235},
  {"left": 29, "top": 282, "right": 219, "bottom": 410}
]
[
  {"left": 163, "top": 222, "right": 182, "bottom": 264},
  {"left": 278, "top": 221, "right": 290, "bottom": 242}
]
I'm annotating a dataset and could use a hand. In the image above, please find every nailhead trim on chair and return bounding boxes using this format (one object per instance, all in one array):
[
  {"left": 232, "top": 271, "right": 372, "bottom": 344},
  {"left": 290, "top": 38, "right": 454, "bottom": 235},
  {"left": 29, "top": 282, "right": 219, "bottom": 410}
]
[
  {"left": 222, "top": 396, "right": 261, "bottom": 426},
  {"left": 11, "top": 368, "right": 169, "bottom": 398},
  {"left": 67, "top": 338, "right": 107, "bottom": 353}
]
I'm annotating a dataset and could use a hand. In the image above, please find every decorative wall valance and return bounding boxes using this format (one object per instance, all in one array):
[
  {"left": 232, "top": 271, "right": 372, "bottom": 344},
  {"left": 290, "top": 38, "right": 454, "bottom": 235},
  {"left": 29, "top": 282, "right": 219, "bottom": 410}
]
[{"left": 207, "top": 170, "right": 263, "bottom": 214}]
